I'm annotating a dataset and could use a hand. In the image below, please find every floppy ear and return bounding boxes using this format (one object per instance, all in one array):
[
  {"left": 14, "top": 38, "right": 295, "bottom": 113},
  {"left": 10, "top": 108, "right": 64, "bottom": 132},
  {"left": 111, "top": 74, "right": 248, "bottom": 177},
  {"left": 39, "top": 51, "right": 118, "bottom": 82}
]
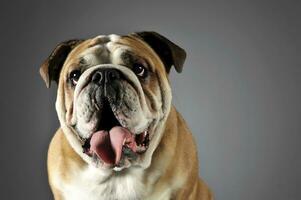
[
  {"left": 134, "top": 31, "right": 186, "bottom": 73},
  {"left": 39, "top": 39, "right": 83, "bottom": 88}
]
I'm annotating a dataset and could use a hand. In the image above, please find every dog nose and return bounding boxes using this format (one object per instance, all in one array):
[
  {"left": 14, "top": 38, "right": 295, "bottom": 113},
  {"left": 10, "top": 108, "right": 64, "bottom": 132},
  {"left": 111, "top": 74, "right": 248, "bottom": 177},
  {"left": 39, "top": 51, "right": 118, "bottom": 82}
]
[
  {"left": 106, "top": 69, "right": 120, "bottom": 82},
  {"left": 92, "top": 68, "right": 121, "bottom": 85}
]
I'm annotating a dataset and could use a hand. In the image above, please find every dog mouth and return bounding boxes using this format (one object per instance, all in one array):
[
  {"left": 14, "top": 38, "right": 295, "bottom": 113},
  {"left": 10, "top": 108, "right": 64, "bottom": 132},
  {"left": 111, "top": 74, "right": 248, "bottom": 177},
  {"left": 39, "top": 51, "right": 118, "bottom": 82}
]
[{"left": 81, "top": 100, "right": 150, "bottom": 166}]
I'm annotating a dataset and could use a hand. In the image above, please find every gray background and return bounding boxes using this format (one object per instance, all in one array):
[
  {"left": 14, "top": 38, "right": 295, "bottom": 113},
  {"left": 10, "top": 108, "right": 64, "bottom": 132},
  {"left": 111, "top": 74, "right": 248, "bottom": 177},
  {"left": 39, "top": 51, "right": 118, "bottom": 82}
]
[{"left": 0, "top": 0, "right": 300, "bottom": 199}]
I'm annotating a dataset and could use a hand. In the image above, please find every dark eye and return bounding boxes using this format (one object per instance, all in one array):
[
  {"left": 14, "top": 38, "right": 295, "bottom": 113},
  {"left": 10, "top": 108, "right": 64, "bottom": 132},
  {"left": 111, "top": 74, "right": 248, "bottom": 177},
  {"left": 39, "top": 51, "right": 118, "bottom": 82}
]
[
  {"left": 132, "top": 63, "right": 147, "bottom": 78},
  {"left": 69, "top": 70, "right": 81, "bottom": 86}
]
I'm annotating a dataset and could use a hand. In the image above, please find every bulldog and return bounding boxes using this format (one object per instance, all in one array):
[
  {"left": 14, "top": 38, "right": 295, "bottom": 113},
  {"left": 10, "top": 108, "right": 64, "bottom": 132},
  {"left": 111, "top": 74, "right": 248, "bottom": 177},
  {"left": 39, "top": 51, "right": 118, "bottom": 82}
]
[{"left": 40, "top": 31, "right": 213, "bottom": 200}]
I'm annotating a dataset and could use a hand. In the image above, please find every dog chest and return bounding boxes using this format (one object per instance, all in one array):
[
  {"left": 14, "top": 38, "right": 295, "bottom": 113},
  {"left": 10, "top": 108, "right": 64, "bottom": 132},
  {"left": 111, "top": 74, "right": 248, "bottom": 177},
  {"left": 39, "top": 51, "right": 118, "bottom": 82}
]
[{"left": 61, "top": 166, "right": 145, "bottom": 200}]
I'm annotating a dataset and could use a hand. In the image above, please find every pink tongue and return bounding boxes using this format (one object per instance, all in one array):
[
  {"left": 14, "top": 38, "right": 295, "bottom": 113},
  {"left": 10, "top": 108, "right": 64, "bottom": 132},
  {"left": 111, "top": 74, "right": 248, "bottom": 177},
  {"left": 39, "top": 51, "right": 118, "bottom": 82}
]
[
  {"left": 90, "top": 130, "right": 115, "bottom": 164},
  {"left": 90, "top": 126, "right": 137, "bottom": 165}
]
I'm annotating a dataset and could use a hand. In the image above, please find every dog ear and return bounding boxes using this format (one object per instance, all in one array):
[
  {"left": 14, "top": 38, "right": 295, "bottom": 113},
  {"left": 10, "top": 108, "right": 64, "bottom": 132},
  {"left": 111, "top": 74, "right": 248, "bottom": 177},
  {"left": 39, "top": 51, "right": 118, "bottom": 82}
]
[
  {"left": 134, "top": 31, "right": 186, "bottom": 73},
  {"left": 39, "top": 39, "right": 83, "bottom": 88}
]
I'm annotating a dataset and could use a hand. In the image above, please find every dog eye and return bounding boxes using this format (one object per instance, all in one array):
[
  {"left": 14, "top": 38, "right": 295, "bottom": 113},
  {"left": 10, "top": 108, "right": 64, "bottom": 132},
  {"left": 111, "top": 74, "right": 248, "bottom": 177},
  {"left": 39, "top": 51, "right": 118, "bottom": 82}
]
[
  {"left": 69, "top": 70, "right": 81, "bottom": 86},
  {"left": 132, "top": 63, "right": 147, "bottom": 78}
]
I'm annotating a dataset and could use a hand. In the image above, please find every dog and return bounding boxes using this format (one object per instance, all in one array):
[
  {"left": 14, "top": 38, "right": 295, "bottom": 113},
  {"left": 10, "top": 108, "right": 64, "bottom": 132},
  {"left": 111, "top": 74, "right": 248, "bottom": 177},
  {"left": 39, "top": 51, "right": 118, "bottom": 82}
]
[{"left": 40, "top": 31, "right": 213, "bottom": 200}]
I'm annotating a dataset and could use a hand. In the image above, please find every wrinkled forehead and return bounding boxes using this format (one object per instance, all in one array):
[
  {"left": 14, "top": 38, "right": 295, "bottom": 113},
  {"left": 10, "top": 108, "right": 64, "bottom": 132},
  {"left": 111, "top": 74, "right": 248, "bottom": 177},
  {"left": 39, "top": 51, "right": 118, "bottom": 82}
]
[{"left": 64, "top": 34, "right": 160, "bottom": 68}]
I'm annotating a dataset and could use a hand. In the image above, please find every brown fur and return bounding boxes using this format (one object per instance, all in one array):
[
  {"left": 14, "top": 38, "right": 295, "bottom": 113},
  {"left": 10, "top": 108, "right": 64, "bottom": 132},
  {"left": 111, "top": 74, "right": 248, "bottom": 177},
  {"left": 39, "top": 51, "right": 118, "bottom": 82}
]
[{"left": 46, "top": 34, "right": 213, "bottom": 199}]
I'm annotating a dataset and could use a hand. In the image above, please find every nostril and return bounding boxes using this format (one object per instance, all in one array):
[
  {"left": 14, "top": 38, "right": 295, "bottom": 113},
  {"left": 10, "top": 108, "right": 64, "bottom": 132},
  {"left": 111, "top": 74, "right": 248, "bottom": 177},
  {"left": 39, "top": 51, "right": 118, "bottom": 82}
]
[
  {"left": 92, "top": 72, "right": 103, "bottom": 84},
  {"left": 108, "top": 71, "right": 116, "bottom": 79},
  {"left": 107, "top": 70, "right": 120, "bottom": 82}
]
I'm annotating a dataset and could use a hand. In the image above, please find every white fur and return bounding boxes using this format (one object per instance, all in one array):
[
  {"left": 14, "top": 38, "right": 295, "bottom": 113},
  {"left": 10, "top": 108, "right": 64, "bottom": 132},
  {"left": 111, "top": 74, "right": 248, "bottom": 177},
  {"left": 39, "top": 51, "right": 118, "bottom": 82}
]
[{"left": 61, "top": 166, "right": 145, "bottom": 200}]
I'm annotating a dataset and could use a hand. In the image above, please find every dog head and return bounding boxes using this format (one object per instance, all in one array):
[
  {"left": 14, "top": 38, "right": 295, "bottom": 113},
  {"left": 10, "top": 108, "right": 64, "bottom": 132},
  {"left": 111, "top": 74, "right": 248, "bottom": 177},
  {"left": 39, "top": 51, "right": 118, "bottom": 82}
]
[{"left": 40, "top": 32, "right": 186, "bottom": 171}]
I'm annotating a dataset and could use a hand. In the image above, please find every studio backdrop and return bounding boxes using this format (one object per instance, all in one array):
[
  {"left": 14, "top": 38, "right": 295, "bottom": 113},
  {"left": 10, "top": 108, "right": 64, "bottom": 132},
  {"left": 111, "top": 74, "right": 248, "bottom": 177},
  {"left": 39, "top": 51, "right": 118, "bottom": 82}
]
[{"left": 0, "top": 0, "right": 300, "bottom": 200}]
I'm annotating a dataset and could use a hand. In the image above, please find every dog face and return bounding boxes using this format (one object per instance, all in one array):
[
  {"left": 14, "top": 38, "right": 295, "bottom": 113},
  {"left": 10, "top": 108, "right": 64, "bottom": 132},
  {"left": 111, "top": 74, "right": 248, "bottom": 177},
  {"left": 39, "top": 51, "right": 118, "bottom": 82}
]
[{"left": 40, "top": 32, "right": 186, "bottom": 171}]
